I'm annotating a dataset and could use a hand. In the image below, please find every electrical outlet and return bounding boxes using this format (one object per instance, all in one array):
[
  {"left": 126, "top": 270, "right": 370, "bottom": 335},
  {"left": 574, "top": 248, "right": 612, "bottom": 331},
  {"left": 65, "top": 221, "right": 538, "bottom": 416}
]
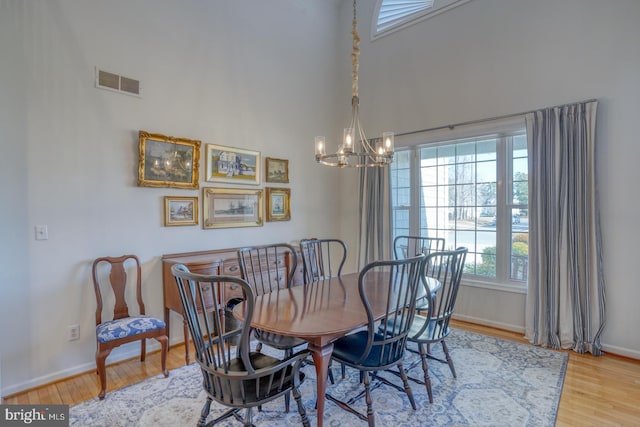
[{"left": 68, "top": 324, "right": 80, "bottom": 341}]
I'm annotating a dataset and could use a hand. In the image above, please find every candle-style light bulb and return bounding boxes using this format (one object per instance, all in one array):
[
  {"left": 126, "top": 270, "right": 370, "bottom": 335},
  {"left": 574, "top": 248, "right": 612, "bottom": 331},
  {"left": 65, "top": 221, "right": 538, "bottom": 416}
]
[
  {"left": 343, "top": 128, "right": 354, "bottom": 153},
  {"left": 315, "top": 136, "right": 326, "bottom": 159},
  {"left": 382, "top": 132, "right": 394, "bottom": 153}
]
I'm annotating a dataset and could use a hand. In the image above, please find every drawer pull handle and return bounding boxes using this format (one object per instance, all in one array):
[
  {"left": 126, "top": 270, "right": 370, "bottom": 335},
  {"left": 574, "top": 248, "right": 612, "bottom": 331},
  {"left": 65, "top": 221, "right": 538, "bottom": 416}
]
[
  {"left": 228, "top": 265, "right": 239, "bottom": 272},
  {"left": 230, "top": 284, "right": 239, "bottom": 290}
]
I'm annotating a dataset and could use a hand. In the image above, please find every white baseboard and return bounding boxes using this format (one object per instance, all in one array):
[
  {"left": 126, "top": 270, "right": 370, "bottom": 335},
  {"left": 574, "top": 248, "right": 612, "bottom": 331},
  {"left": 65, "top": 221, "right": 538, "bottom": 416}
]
[
  {"left": 453, "top": 313, "right": 525, "bottom": 334},
  {"left": 2, "top": 342, "right": 164, "bottom": 398},
  {"left": 600, "top": 342, "right": 640, "bottom": 360},
  {"left": 453, "top": 314, "right": 640, "bottom": 361}
]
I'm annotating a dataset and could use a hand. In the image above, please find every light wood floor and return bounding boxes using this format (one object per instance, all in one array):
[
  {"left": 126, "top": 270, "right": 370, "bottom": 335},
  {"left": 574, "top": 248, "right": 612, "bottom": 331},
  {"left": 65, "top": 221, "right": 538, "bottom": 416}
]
[{"left": 4, "top": 320, "right": 640, "bottom": 426}]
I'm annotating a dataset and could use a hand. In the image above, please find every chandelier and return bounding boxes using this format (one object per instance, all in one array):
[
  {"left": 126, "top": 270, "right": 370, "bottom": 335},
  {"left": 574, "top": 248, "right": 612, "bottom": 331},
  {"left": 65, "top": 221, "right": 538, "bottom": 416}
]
[{"left": 314, "top": 0, "right": 394, "bottom": 168}]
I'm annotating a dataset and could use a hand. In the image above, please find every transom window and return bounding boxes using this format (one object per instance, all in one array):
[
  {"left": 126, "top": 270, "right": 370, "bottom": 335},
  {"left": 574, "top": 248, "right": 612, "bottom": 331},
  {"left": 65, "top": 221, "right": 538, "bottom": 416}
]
[
  {"left": 391, "top": 131, "right": 529, "bottom": 286},
  {"left": 372, "top": 0, "right": 473, "bottom": 40}
]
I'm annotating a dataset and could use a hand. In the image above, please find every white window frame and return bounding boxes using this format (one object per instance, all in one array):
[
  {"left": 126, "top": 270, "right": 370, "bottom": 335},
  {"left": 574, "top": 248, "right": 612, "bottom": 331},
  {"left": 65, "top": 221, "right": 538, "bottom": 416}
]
[
  {"left": 390, "top": 116, "right": 527, "bottom": 292},
  {"left": 372, "top": 0, "right": 474, "bottom": 41}
]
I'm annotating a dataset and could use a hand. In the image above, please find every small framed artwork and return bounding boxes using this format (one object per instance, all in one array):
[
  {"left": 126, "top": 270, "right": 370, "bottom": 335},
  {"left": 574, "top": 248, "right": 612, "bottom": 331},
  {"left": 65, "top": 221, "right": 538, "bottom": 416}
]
[
  {"left": 265, "top": 157, "right": 289, "bottom": 183},
  {"left": 203, "top": 187, "right": 263, "bottom": 229},
  {"left": 138, "top": 131, "right": 200, "bottom": 189},
  {"left": 164, "top": 196, "right": 198, "bottom": 226},
  {"left": 205, "top": 144, "right": 260, "bottom": 185},
  {"left": 265, "top": 187, "right": 291, "bottom": 222}
]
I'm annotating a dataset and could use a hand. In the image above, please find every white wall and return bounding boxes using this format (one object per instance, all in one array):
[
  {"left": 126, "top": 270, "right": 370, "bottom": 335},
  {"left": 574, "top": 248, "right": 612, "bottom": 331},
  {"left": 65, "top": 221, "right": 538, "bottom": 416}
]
[
  {"left": 353, "top": 0, "right": 640, "bottom": 357},
  {"left": 0, "top": 0, "right": 348, "bottom": 396}
]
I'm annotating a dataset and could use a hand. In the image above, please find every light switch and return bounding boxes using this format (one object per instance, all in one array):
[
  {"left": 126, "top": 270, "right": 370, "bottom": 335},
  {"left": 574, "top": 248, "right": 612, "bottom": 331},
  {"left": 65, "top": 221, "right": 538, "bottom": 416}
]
[{"left": 35, "top": 225, "right": 48, "bottom": 240}]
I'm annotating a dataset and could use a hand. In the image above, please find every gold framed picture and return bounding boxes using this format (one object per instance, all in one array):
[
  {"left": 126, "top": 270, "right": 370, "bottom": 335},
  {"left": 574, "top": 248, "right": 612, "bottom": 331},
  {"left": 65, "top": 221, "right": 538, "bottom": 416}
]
[
  {"left": 205, "top": 144, "right": 260, "bottom": 185},
  {"left": 202, "top": 187, "right": 263, "bottom": 229},
  {"left": 265, "top": 157, "right": 289, "bottom": 183},
  {"left": 138, "top": 131, "right": 200, "bottom": 189},
  {"left": 164, "top": 196, "right": 198, "bottom": 226},
  {"left": 265, "top": 187, "right": 291, "bottom": 222}
]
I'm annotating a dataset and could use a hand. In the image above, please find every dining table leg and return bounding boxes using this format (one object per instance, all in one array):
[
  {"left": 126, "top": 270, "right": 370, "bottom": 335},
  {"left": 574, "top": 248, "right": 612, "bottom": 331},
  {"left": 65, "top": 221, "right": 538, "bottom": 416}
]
[{"left": 307, "top": 341, "right": 333, "bottom": 427}]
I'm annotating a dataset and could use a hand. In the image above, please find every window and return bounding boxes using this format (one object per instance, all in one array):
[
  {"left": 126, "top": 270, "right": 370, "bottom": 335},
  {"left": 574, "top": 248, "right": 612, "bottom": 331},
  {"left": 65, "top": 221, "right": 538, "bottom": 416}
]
[
  {"left": 372, "top": 0, "right": 473, "bottom": 40},
  {"left": 391, "top": 131, "right": 528, "bottom": 286}
]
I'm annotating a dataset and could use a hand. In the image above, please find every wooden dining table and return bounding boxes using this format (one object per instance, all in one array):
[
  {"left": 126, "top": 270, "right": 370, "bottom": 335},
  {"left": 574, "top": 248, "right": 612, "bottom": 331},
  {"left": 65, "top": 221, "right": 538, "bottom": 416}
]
[{"left": 233, "top": 271, "right": 440, "bottom": 427}]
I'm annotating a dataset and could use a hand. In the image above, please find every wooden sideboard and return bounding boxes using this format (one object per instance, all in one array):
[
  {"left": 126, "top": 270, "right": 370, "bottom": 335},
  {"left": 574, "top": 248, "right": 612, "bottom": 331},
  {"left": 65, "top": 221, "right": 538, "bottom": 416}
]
[{"left": 161, "top": 246, "right": 303, "bottom": 364}]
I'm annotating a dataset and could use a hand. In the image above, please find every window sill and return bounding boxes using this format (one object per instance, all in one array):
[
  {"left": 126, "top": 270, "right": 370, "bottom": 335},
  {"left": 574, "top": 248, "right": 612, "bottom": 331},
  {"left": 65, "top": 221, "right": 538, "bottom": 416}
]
[{"left": 460, "top": 278, "right": 527, "bottom": 294}]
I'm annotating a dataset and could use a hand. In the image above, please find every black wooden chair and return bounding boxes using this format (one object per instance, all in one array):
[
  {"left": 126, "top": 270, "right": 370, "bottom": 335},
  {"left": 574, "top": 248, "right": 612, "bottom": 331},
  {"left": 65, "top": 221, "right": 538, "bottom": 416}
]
[
  {"left": 299, "top": 238, "right": 348, "bottom": 383},
  {"left": 393, "top": 235, "right": 446, "bottom": 313},
  {"left": 403, "top": 247, "right": 468, "bottom": 403},
  {"left": 171, "top": 264, "right": 310, "bottom": 427},
  {"left": 299, "top": 238, "right": 347, "bottom": 284},
  {"left": 326, "top": 254, "right": 426, "bottom": 426},
  {"left": 393, "top": 235, "right": 446, "bottom": 260},
  {"left": 237, "top": 243, "right": 306, "bottom": 412}
]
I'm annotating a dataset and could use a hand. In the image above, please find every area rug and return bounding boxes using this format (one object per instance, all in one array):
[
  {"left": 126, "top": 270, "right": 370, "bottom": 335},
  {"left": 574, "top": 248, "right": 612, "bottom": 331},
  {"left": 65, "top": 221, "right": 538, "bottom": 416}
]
[{"left": 70, "top": 329, "right": 567, "bottom": 426}]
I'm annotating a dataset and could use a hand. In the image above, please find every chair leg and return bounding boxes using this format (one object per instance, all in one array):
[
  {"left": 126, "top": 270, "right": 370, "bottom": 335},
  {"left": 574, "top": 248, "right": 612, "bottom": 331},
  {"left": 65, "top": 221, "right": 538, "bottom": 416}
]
[
  {"left": 363, "top": 372, "right": 375, "bottom": 427},
  {"left": 292, "top": 382, "right": 310, "bottom": 427},
  {"left": 95, "top": 347, "right": 111, "bottom": 400},
  {"left": 418, "top": 343, "right": 433, "bottom": 403},
  {"left": 158, "top": 335, "right": 170, "bottom": 377},
  {"left": 198, "top": 397, "right": 212, "bottom": 427},
  {"left": 442, "top": 340, "right": 456, "bottom": 378},
  {"left": 140, "top": 338, "right": 146, "bottom": 362},
  {"left": 397, "top": 361, "right": 416, "bottom": 410},
  {"left": 283, "top": 348, "right": 293, "bottom": 413},
  {"left": 243, "top": 408, "right": 252, "bottom": 426}
]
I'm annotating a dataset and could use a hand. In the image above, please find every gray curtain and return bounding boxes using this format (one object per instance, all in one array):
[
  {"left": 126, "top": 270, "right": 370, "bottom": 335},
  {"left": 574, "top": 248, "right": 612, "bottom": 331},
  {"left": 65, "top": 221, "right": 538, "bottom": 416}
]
[
  {"left": 525, "top": 100, "right": 605, "bottom": 355},
  {"left": 357, "top": 166, "right": 392, "bottom": 269}
]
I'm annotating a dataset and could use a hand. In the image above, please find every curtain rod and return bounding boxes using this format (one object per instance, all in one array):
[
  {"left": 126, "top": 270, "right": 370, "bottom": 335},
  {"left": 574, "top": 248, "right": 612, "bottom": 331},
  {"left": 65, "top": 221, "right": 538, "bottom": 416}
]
[{"left": 394, "top": 98, "right": 598, "bottom": 138}]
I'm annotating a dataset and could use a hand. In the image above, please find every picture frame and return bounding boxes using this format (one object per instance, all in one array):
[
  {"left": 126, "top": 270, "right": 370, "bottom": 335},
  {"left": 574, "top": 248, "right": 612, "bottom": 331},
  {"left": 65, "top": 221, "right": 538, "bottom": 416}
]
[
  {"left": 265, "top": 157, "right": 289, "bottom": 183},
  {"left": 205, "top": 144, "right": 260, "bottom": 185},
  {"left": 138, "top": 131, "right": 200, "bottom": 189},
  {"left": 164, "top": 196, "right": 198, "bottom": 226},
  {"left": 265, "top": 187, "right": 291, "bottom": 222},
  {"left": 202, "top": 187, "right": 263, "bottom": 229}
]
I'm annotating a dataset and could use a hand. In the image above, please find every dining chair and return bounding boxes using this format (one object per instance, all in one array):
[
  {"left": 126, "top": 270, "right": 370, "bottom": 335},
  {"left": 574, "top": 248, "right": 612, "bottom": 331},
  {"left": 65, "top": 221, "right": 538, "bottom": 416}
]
[
  {"left": 299, "top": 238, "right": 347, "bottom": 284},
  {"left": 393, "top": 235, "right": 446, "bottom": 313},
  {"left": 237, "top": 242, "right": 306, "bottom": 412},
  {"left": 171, "top": 264, "right": 310, "bottom": 427},
  {"left": 299, "top": 238, "right": 348, "bottom": 383},
  {"left": 91, "top": 254, "right": 169, "bottom": 399},
  {"left": 325, "top": 254, "right": 426, "bottom": 426},
  {"left": 393, "top": 235, "right": 446, "bottom": 260},
  {"left": 403, "top": 247, "right": 468, "bottom": 403}
]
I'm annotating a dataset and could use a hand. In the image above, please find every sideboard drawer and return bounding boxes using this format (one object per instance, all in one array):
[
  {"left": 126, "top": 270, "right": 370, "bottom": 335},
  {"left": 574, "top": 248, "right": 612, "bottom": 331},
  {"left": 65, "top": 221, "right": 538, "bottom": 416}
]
[{"left": 221, "top": 260, "right": 242, "bottom": 276}]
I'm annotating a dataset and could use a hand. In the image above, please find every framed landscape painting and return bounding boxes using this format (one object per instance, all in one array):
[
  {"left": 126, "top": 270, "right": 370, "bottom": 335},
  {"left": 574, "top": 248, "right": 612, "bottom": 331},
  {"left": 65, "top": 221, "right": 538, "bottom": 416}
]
[
  {"left": 138, "top": 131, "right": 200, "bottom": 189},
  {"left": 164, "top": 196, "right": 198, "bottom": 226},
  {"left": 203, "top": 187, "right": 263, "bottom": 229},
  {"left": 205, "top": 144, "right": 260, "bottom": 185},
  {"left": 265, "top": 157, "right": 289, "bottom": 183},
  {"left": 265, "top": 187, "right": 290, "bottom": 222}
]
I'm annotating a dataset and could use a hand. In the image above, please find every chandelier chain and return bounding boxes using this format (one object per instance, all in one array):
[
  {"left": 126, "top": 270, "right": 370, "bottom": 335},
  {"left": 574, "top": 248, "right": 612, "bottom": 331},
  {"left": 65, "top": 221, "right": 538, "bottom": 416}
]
[{"left": 351, "top": 0, "right": 360, "bottom": 98}]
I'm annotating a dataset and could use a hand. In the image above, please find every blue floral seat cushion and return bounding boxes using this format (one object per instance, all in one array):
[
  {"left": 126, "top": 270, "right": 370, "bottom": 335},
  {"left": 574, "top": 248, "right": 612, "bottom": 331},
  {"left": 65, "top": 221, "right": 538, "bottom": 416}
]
[{"left": 97, "top": 316, "right": 166, "bottom": 343}]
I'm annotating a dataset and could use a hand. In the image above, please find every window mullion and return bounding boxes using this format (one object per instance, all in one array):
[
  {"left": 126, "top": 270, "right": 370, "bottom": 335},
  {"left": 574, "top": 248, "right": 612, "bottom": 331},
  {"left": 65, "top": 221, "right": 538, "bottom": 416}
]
[
  {"left": 410, "top": 147, "right": 420, "bottom": 236},
  {"left": 496, "top": 136, "right": 510, "bottom": 282}
]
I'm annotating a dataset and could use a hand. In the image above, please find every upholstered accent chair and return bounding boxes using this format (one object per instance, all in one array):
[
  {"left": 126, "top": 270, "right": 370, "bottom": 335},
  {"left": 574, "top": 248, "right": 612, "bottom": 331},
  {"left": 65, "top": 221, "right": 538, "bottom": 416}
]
[{"left": 91, "top": 254, "right": 169, "bottom": 399}]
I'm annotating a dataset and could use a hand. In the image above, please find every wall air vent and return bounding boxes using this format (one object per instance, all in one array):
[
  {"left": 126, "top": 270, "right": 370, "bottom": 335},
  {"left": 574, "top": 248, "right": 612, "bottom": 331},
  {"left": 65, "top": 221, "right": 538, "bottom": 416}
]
[{"left": 95, "top": 68, "right": 141, "bottom": 97}]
